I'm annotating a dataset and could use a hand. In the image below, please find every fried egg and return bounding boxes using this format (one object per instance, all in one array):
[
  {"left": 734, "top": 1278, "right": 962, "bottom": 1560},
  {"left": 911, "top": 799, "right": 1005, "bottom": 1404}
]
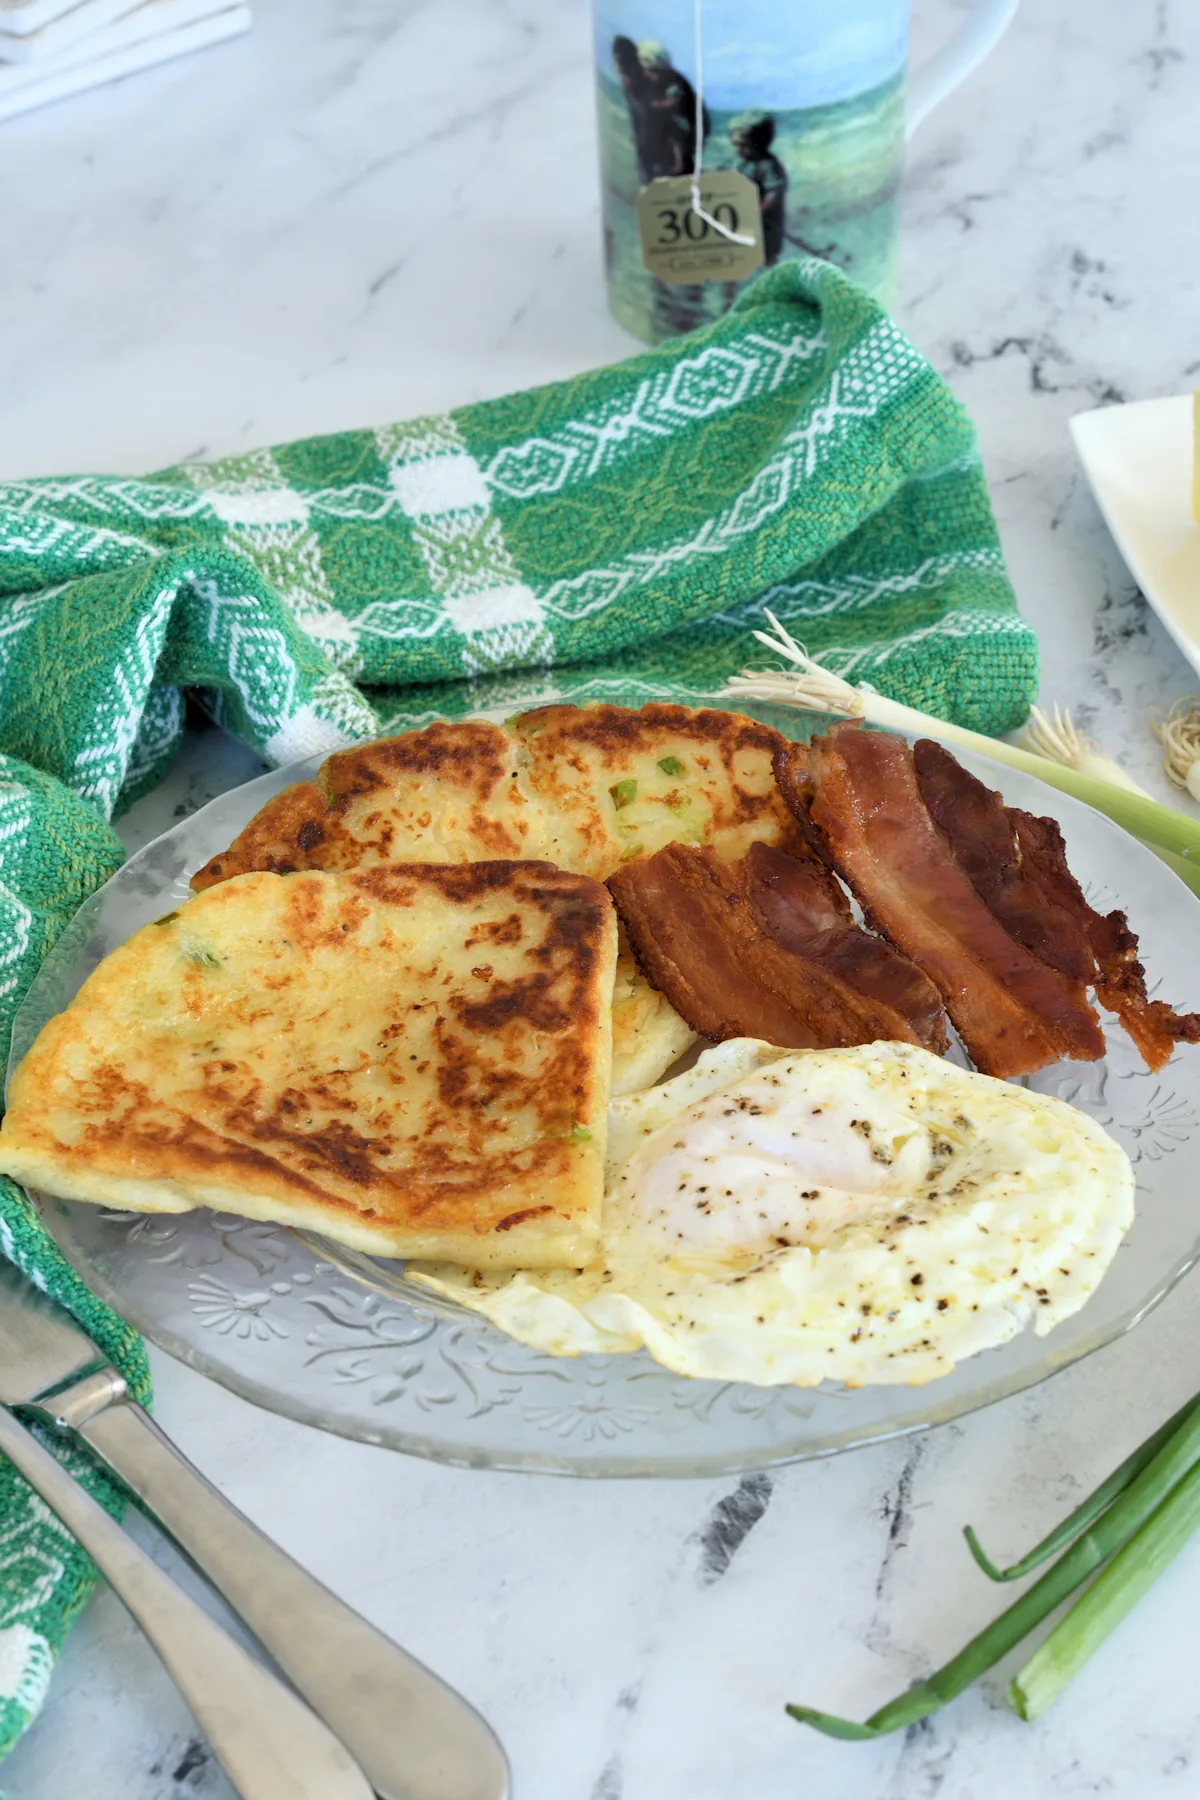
[{"left": 407, "top": 1040, "right": 1134, "bottom": 1387}]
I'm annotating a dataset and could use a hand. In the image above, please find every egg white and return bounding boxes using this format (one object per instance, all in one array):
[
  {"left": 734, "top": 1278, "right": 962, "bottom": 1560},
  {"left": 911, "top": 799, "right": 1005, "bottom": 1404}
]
[{"left": 407, "top": 1040, "right": 1135, "bottom": 1388}]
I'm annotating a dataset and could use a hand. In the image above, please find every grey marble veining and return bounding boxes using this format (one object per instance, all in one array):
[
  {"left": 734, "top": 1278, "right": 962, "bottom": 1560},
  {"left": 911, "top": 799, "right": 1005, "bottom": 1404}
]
[{"left": 4, "top": 1, "right": 1200, "bottom": 1796}]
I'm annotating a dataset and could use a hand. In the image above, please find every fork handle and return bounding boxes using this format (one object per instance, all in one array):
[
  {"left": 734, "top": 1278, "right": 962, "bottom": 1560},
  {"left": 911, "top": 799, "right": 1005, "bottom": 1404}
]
[
  {"left": 55, "top": 1387, "right": 507, "bottom": 1800},
  {"left": 0, "top": 1404, "right": 371, "bottom": 1800}
]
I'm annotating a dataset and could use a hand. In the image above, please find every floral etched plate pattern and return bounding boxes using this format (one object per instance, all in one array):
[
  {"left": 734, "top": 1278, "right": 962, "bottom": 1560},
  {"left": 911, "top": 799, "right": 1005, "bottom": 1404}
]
[{"left": 10, "top": 704, "right": 1200, "bottom": 1475}]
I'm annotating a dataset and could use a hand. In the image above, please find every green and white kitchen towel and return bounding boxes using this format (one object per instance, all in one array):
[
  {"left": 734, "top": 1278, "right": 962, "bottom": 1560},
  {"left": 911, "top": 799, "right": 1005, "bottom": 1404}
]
[{"left": 0, "top": 257, "right": 1038, "bottom": 1757}]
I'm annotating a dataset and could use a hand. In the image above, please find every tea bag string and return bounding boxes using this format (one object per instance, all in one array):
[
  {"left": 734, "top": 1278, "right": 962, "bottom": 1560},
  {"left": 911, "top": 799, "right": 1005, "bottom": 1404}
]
[{"left": 689, "top": 0, "right": 756, "bottom": 246}]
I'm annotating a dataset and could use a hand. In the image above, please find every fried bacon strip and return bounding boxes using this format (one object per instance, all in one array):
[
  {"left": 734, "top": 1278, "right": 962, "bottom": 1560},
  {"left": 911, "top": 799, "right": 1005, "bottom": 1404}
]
[
  {"left": 913, "top": 738, "right": 1094, "bottom": 985},
  {"left": 914, "top": 738, "right": 1200, "bottom": 1072},
  {"left": 776, "top": 723, "right": 1106, "bottom": 1078},
  {"left": 741, "top": 843, "right": 948, "bottom": 1053},
  {"left": 607, "top": 840, "right": 948, "bottom": 1054}
]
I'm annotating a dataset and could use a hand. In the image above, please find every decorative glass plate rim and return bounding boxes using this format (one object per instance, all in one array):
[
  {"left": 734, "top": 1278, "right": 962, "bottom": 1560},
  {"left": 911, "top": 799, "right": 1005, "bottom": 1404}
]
[
  {"left": 11, "top": 700, "right": 1200, "bottom": 1476},
  {"left": 33, "top": 1200, "right": 1198, "bottom": 1479}
]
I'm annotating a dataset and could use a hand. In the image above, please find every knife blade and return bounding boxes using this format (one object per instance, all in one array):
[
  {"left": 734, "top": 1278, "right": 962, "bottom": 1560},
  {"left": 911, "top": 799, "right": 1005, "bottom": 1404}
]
[
  {"left": 0, "top": 1260, "right": 509, "bottom": 1800},
  {"left": 0, "top": 1258, "right": 113, "bottom": 1405}
]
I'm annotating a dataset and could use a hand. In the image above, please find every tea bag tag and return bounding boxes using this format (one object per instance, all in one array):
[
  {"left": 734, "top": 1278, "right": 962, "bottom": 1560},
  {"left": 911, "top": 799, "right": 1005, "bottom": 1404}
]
[{"left": 636, "top": 171, "right": 764, "bottom": 285}]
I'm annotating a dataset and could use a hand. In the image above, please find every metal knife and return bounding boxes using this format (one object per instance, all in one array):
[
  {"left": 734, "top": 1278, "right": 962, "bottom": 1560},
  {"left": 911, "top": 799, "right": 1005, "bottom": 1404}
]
[
  {"left": 0, "top": 1261, "right": 509, "bottom": 1800},
  {"left": 0, "top": 1401, "right": 374, "bottom": 1800}
]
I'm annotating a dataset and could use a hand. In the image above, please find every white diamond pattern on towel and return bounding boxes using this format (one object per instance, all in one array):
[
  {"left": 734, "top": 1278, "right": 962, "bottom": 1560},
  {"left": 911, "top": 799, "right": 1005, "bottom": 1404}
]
[
  {"left": 749, "top": 548, "right": 1008, "bottom": 624},
  {"left": 779, "top": 324, "right": 925, "bottom": 481},
  {"left": 537, "top": 321, "right": 930, "bottom": 625},
  {"left": 301, "top": 482, "right": 401, "bottom": 522},
  {"left": 121, "top": 682, "right": 185, "bottom": 797},
  {"left": 376, "top": 414, "right": 550, "bottom": 670},
  {"left": 825, "top": 605, "right": 1036, "bottom": 680},
  {"left": 0, "top": 474, "right": 212, "bottom": 522},
  {"left": 0, "top": 782, "right": 32, "bottom": 857},
  {"left": 0, "top": 590, "right": 48, "bottom": 653},
  {"left": 227, "top": 522, "right": 361, "bottom": 674},
  {"left": 389, "top": 452, "right": 491, "bottom": 516},
  {"left": 69, "top": 582, "right": 174, "bottom": 815},
  {"left": 483, "top": 314, "right": 829, "bottom": 500},
  {"left": 442, "top": 582, "right": 545, "bottom": 634},
  {"left": 0, "top": 1498, "right": 67, "bottom": 1627},
  {"left": 185, "top": 448, "right": 362, "bottom": 676},
  {"left": 410, "top": 513, "right": 540, "bottom": 609},
  {"left": 208, "top": 487, "right": 311, "bottom": 527},
  {"left": 459, "top": 619, "right": 556, "bottom": 676},
  {"left": 263, "top": 701, "right": 361, "bottom": 765},
  {"left": 184, "top": 572, "right": 376, "bottom": 760},
  {"left": 192, "top": 576, "right": 299, "bottom": 735},
  {"left": 0, "top": 506, "right": 151, "bottom": 570},
  {"left": 0, "top": 1623, "right": 53, "bottom": 1722},
  {"left": 353, "top": 593, "right": 452, "bottom": 644},
  {"left": 0, "top": 782, "right": 33, "bottom": 1008}
]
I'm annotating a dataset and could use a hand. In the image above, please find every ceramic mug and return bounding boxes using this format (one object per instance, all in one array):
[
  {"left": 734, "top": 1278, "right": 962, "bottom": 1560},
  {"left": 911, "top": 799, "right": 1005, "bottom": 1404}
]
[{"left": 594, "top": 0, "right": 1017, "bottom": 343}]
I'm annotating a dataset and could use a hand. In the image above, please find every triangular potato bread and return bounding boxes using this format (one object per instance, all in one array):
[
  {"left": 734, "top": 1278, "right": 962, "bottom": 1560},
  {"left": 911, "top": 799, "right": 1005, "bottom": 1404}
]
[
  {"left": 191, "top": 704, "right": 802, "bottom": 889},
  {"left": 0, "top": 864, "right": 617, "bottom": 1268}
]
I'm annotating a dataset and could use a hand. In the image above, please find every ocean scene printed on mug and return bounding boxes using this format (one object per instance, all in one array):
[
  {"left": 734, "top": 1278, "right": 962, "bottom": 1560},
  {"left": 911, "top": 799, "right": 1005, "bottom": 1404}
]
[{"left": 595, "top": 0, "right": 908, "bottom": 342}]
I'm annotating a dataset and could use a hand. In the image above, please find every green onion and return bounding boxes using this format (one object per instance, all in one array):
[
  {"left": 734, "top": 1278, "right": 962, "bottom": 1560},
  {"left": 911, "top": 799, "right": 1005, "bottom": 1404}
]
[
  {"left": 727, "top": 620, "right": 1200, "bottom": 899},
  {"left": 787, "top": 1398, "right": 1200, "bottom": 1740},
  {"left": 1013, "top": 1455, "right": 1200, "bottom": 1720},
  {"left": 787, "top": 1537, "right": 1110, "bottom": 1740},
  {"left": 965, "top": 1393, "right": 1200, "bottom": 1581},
  {"left": 568, "top": 1125, "right": 593, "bottom": 1143},
  {"left": 609, "top": 779, "right": 638, "bottom": 810},
  {"left": 657, "top": 755, "right": 685, "bottom": 776}
]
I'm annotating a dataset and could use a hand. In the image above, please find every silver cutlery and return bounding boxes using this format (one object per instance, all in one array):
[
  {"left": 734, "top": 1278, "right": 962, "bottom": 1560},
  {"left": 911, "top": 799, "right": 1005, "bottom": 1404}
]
[
  {"left": 0, "top": 1400, "right": 373, "bottom": 1800},
  {"left": 0, "top": 1261, "right": 510, "bottom": 1800}
]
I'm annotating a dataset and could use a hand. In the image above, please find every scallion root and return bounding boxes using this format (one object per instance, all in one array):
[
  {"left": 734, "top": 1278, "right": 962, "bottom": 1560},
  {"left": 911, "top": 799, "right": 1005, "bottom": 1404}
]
[{"left": 1150, "top": 697, "right": 1200, "bottom": 801}]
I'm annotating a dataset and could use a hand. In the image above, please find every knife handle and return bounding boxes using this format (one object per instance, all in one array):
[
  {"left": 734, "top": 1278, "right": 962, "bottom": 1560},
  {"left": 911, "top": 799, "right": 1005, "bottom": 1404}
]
[
  {"left": 0, "top": 1404, "right": 372, "bottom": 1800},
  {"left": 58, "top": 1388, "right": 508, "bottom": 1800}
]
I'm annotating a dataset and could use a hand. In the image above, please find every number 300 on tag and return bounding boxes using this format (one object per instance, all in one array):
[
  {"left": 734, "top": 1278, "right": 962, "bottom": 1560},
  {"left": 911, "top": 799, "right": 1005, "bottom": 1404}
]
[{"left": 636, "top": 171, "right": 764, "bottom": 285}]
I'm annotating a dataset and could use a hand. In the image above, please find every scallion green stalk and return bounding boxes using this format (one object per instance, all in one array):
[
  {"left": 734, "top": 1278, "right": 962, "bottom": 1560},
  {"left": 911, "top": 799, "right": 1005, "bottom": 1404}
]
[
  {"left": 787, "top": 1397, "right": 1200, "bottom": 1739},
  {"left": 1012, "top": 1455, "right": 1200, "bottom": 1720},
  {"left": 965, "top": 1393, "right": 1200, "bottom": 1582}
]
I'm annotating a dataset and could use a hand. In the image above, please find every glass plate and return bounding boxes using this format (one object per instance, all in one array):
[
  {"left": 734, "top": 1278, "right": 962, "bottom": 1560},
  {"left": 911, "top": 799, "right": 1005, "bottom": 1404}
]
[{"left": 10, "top": 704, "right": 1200, "bottom": 1476}]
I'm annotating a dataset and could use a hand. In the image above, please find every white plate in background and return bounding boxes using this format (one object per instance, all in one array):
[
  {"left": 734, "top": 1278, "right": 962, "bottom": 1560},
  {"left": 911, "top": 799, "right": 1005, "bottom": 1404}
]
[{"left": 1071, "top": 394, "right": 1200, "bottom": 680}]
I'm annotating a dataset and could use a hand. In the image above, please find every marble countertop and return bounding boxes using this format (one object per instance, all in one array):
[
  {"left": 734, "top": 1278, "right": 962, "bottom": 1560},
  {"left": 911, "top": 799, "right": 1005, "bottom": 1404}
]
[{"left": 4, "top": 0, "right": 1200, "bottom": 1795}]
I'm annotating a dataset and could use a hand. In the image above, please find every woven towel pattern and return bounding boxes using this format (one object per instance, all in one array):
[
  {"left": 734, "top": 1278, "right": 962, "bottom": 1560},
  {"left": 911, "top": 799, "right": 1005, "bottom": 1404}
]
[
  {"left": 0, "top": 258, "right": 1036, "bottom": 1758},
  {"left": 0, "top": 756, "right": 151, "bottom": 1756}
]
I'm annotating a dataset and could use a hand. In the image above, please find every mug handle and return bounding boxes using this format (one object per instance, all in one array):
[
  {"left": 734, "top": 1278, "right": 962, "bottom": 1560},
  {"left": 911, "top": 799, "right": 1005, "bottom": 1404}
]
[{"left": 906, "top": 0, "right": 1018, "bottom": 138}]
